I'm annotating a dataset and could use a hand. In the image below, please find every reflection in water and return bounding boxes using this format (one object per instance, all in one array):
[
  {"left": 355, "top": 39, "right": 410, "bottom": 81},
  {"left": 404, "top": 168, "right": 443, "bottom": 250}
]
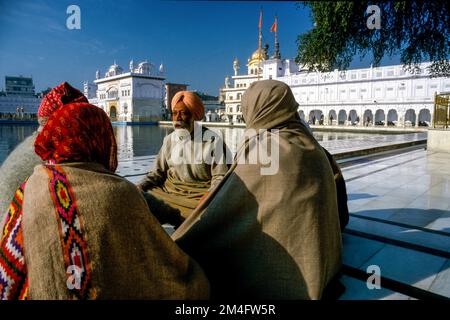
[
  {"left": 0, "top": 124, "right": 426, "bottom": 165},
  {"left": 0, "top": 124, "right": 38, "bottom": 164},
  {"left": 113, "top": 125, "right": 175, "bottom": 160},
  {"left": 112, "top": 125, "right": 246, "bottom": 160}
]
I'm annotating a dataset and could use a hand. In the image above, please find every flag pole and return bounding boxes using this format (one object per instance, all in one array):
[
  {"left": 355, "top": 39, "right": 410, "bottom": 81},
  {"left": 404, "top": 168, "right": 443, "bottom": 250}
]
[
  {"left": 273, "top": 15, "right": 280, "bottom": 59},
  {"left": 258, "top": 8, "right": 262, "bottom": 80}
]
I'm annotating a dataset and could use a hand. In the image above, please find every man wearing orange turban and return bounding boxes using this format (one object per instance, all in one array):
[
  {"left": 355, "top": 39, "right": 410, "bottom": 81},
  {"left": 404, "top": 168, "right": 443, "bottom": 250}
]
[
  {"left": 137, "top": 91, "right": 230, "bottom": 221},
  {"left": 171, "top": 91, "right": 205, "bottom": 127}
]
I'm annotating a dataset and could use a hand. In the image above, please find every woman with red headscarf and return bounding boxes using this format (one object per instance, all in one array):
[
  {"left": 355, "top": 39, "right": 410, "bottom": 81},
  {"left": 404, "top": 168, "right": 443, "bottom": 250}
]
[
  {"left": 0, "top": 82, "right": 88, "bottom": 226},
  {"left": 0, "top": 102, "right": 209, "bottom": 299}
]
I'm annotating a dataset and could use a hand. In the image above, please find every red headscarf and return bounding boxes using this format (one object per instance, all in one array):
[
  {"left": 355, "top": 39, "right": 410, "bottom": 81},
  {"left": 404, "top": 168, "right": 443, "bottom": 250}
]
[
  {"left": 35, "top": 103, "right": 118, "bottom": 172},
  {"left": 38, "top": 82, "right": 88, "bottom": 118},
  {"left": 171, "top": 91, "right": 205, "bottom": 121}
]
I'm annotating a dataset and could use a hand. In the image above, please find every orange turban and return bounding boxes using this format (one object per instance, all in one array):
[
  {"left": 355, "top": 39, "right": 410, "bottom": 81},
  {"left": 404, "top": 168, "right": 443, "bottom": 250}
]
[{"left": 171, "top": 91, "right": 205, "bottom": 121}]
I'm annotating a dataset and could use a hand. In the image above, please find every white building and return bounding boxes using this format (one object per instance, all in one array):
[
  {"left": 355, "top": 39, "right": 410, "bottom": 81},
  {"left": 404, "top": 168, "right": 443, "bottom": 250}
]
[
  {"left": 220, "top": 45, "right": 269, "bottom": 123},
  {"left": 87, "top": 60, "right": 165, "bottom": 122},
  {"left": 0, "top": 95, "right": 41, "bottom": 117},
  {"left": 0, "top": 76, "right": 41, "bottom": 117},
  {"left": 5, "top": 76, "right": 36, "bottom": 96},
  {"left": 222, "top": 51, "right": 450, "bottom": 127},
  {"left": 204, "top": 100, "right": 224, "bottom": 122},
  {"left": 264, "top": 59, "right": 450, "bottom": 127}
]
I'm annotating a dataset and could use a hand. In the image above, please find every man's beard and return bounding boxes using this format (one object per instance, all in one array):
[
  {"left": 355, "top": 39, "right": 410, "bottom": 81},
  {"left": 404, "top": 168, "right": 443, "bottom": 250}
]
[{"left": 173, "top": 120, "right": 193, "bottom": 132}]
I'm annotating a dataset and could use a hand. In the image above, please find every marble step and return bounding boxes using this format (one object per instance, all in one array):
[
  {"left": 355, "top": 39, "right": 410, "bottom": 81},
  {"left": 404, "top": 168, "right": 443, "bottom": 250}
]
[{"left": 342, "top": 233, "right": 450, "bottom": 299}]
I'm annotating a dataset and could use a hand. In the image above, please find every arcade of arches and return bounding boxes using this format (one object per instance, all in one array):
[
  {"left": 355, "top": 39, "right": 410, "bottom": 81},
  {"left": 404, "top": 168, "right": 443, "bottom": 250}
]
[{"left": 298, "top": 107, "right": 432, "bottom": 127}]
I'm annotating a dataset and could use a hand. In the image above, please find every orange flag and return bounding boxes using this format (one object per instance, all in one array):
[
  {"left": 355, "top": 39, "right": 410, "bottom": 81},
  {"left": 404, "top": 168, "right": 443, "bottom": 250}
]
[{"left": 270, "top": 16, "right": 277, "bottom": 33}]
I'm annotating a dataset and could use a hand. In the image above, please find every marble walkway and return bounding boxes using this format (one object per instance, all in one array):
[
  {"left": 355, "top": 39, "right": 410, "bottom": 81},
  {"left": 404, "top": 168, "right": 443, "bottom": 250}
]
[{"left": 339, "top": 149, "right": 450, "bottom": 300}]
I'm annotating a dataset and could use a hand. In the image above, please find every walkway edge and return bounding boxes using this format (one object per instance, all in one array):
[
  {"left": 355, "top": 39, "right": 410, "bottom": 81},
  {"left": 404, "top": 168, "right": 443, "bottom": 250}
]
[{"left": 334, "top": 139, "right": 427, "bottom": 160}]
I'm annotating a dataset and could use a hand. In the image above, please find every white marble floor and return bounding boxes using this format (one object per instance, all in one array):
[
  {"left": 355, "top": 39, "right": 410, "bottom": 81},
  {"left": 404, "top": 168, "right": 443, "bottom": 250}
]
[
  {"left": 340, "top": 149, "right": 450, "bottom": 300},
  {"left": 320, "top": 132, "right": 426, "bottom": 155}
]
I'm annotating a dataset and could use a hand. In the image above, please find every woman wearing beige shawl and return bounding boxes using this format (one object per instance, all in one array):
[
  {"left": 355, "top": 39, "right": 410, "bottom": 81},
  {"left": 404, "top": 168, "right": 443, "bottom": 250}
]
[
  {"left": 172, "top": 80, "right": 343, "bottom": 300},
  {"left": 0, "top": 102, "right": 209, "bottom": 300}
]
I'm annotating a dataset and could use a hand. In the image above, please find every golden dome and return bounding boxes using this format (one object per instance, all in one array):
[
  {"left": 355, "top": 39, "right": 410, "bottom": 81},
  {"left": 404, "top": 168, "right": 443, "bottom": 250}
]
[
  {"left": 248, "top": 48, "right": 267, "bottom": 68},
  {"left": 250, "top": 48, "right": 264, "bottom": 61}
]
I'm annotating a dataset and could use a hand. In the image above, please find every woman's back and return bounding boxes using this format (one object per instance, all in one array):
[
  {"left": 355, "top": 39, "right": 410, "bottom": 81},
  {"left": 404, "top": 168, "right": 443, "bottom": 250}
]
[{"left": 21, "top": 162, "right": 209, "bottom": 299}]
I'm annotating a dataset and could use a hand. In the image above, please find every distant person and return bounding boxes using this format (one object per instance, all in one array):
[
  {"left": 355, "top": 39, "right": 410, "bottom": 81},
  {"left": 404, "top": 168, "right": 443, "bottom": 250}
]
[
  {"left": 0, "top": 103, "right": 209, "bottom": 300},
  {"left": 137, "top": 91, "right": 230, "bottom": 220},
  {"left": 0, "top": 82, "right": 87, "bottom": 225},
  {"left": 172, "top": 80, "right": 343, "bottom": 300}
]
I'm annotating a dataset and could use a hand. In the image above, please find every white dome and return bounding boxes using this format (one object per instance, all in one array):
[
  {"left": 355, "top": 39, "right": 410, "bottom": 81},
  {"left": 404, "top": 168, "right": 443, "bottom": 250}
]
[
  {"left": 138, "top": 61, "right": 150, "bottom": 68},
  {"left": 137, "top": 61, "right": 152, "bottom": 75},
  {"left": 106, "top": 63, "right": 123, "bottom": 77}
]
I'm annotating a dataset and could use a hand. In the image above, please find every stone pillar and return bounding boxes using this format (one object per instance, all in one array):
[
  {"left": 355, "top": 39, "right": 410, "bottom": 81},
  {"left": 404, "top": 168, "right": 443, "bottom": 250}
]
[
  {"left": 357, "top": 111, "right": 363, "bottom": 127},
  {"left": 384, "top": 112, "right": 388, "bottom": 127},
  {"left": 400, "top": 111, "right": 406, "bottom": 127},
  {"left": 415, "top": 112, "right": 419, "bottom": 128}
]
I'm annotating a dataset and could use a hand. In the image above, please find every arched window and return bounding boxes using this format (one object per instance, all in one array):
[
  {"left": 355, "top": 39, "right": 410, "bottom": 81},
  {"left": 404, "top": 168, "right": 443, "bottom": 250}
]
[{"left": 107, "top": 87, "right": 118, "bottom": 99}]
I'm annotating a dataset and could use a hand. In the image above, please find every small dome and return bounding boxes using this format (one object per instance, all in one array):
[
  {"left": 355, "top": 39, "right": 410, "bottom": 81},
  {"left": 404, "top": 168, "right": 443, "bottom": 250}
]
[
  {"left": 138, "top": 61, "right": 150, "bottom": 68},
  {"left": 137, "top": 61, "right": 152, "bottom": 75},
  {"left": 247, "top": 48, "right": 267, "bottom": 67},
  {"left": 109, "top": 63, "right": 122, "bottom": 72},
  {"left": 251, "top": 48, "right": 263, "bottom": 60},
  {"left": 106, "top": 63, "right": 123, "bottom": 77}
]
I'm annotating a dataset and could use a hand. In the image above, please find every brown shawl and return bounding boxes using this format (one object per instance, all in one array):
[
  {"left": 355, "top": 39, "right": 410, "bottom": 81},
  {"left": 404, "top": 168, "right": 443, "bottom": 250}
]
[
  {"left": 172, "top": 80, "right": 342, "bottom": 299},
  {"left": 21, "top": 162, "right": 210, "bottom": 299}
]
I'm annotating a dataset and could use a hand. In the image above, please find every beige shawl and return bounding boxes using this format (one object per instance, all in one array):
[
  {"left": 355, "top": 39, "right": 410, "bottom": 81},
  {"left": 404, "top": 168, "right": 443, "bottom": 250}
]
[
  {"left": 21, "top": 162, "right": 210, "bottom": 299},
  {"left": 139, "top": 126, "right": 230, "bottom": 218},
  {"left": 172, "top": 80, "right": 342, "bottom": 299}
]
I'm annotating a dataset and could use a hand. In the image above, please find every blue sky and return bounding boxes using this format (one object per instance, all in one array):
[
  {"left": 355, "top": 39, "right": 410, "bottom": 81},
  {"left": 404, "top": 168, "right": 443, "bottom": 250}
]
[{"left": 0, "top": 0, "right": 399, "bottom": 95}]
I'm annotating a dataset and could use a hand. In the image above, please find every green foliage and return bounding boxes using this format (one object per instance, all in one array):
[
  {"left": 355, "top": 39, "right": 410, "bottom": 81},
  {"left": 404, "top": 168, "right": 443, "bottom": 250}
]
[{"left": 295, "top": 1, "right": 450, "bottom": 77}]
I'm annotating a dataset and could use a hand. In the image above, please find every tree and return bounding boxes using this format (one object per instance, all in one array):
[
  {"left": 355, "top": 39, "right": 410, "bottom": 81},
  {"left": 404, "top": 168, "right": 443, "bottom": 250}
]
[{"left": 295, "top": 1, "right": 450, "bottom": 77}]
